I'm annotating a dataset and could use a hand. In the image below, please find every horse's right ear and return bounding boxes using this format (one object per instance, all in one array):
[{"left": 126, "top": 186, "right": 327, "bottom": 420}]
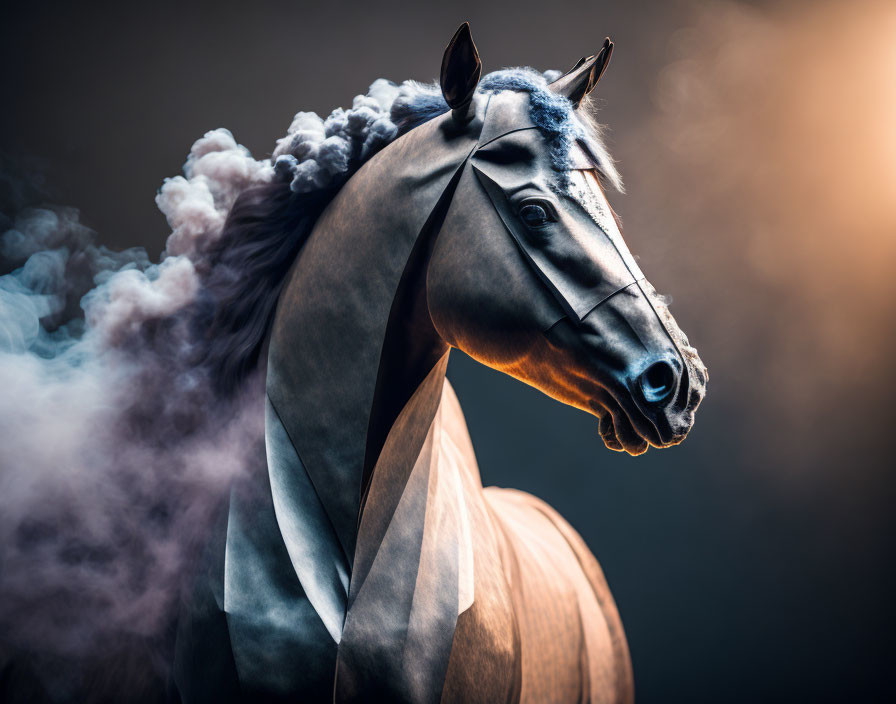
[
  {"left": 441, "top": 22, "right": 481, "bottom": 124},
  {"left": 549, "top": 37, "right": 614, "bottom": 108}
]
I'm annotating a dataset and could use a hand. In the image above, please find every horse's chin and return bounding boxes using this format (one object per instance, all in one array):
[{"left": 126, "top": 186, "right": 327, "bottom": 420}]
[{"left": 598, "top": 410, "right": 649, "bottom": 456}]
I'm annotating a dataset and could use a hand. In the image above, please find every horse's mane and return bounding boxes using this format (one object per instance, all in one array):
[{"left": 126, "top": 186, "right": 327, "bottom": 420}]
[{"left": 202, "top": 68, "right": 620, "bottom": 394}]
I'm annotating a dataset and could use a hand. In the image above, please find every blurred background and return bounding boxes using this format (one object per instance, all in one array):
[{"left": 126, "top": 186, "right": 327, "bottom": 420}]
[{"left": 1, "top": 0, "right": 893, "bottom": 701}]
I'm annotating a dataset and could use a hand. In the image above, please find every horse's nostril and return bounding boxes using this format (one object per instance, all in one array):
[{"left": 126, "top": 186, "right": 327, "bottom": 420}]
[{"left": 639, "top": 361, "right": 677, "bottom": 404}]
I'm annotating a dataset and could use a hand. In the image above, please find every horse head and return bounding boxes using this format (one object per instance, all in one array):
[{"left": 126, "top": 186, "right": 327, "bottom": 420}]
[{"left": 427, "top": 24, "right": 707, "bottom": 455}]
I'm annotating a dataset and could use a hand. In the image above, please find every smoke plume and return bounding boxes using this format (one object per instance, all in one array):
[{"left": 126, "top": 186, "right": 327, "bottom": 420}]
[{"left": 0, "top": 78, "right": 424, "bottom": 700}]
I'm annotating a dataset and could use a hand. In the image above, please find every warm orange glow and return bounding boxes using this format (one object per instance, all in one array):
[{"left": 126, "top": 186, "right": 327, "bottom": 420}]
[{"left": 618, "top": 0, "right": 896, "bottom": 469}]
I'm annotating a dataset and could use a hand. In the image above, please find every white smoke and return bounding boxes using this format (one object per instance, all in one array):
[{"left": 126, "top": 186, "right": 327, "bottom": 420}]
[
  {"left": 158, "top": 128, "right": 273, "bottom": 257},
  {"left": 0, "top": 78, "right": 422, "bottom": 699},
  {"left": 0, "top": 129, "right": 269, "bottom": 698}
]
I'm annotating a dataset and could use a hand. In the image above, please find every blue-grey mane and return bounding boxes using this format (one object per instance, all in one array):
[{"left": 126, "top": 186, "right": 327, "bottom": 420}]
[
  {"left": 203, "top": 68, "right": 620, "bottom": 394},
  {"left": 393, "top": 68, "right": 622, "bottom": 189}
]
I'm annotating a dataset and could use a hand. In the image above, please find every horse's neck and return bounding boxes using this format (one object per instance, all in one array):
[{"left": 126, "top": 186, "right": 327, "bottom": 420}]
[{"left": 266, "top": 114, "right": 472, "bottom": 563}]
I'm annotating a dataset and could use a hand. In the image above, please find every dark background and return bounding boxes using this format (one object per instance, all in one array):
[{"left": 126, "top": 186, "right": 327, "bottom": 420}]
[{"left": 2, "top": 0, "right": 894, "bottom": 701}]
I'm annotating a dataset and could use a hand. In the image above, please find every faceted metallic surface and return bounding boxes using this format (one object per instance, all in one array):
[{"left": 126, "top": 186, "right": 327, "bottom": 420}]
[{"left": 174, "top": 25, "right": 705, "bottom": 703}]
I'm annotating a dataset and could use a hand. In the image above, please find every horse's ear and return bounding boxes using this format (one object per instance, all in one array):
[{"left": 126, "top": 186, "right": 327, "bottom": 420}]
[
  {"left": 549, "top": 37, "right": 614, "bottom": 108},
  {"left": 441, "top": 22, "right": 482, "bottom": 124}
]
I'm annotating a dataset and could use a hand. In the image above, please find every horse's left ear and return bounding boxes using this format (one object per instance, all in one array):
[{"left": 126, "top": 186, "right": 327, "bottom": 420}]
[
  {"left": 549, "top": 37, "right": 614, "bottom": 108},
  {"left": 441, "top": 22, "right": 482, "bottom": 124}
]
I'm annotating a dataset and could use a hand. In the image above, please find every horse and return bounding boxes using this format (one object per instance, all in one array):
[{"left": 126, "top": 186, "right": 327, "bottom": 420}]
[{"left": 173, "top": 23, "right": 707, "bottom": 704}]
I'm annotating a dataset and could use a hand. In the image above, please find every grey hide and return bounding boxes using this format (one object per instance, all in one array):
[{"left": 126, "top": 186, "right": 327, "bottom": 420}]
[{"left": 174, "top": 23, "right": 706, "bottom": 704}]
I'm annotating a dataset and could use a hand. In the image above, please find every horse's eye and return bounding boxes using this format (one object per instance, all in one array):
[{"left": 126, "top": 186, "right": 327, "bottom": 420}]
[{"left": 519, "top": 202, "right": 552, "bottom": 228}]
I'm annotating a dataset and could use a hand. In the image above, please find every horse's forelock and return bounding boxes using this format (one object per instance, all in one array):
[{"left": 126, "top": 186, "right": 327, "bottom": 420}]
[{"left": 479, "top": 67, "right": 622, "bottom": 192}]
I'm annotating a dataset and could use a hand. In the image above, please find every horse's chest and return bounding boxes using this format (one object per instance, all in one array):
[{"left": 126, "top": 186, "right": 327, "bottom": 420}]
[
  {"left": 433, "top": 489, "right": 526, "bottom": 701},
  {"left": 337, "top": 445, "right": 524, "bottom": 702},
  {"left": 440, "top": 559, "right": 522, "bottom": 702}
]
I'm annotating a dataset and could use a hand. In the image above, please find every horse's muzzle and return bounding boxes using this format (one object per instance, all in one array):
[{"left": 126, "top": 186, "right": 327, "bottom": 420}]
[{"left": 635, "top": 352, "right": 707, "bottom": 446}]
